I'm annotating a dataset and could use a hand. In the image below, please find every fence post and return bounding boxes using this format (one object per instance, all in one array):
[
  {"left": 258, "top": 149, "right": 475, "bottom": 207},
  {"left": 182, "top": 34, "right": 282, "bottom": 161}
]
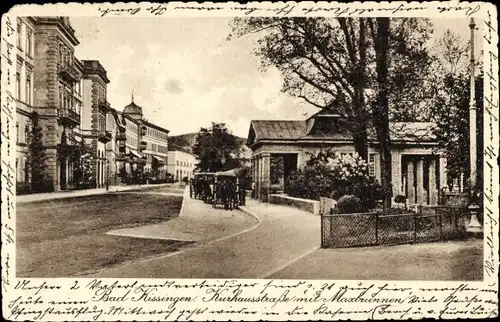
[
  {"left": 320, "top": 213, "right": 324, "bottom": 248},
  {"left": 413, "top": 212, "right": 417, "bottom": 244},
  {"left": 439, "top": 211, "right": 443, "bottom": 240},
  {"left": 375, "top": 213, "right": 379, "bottom": 245}
]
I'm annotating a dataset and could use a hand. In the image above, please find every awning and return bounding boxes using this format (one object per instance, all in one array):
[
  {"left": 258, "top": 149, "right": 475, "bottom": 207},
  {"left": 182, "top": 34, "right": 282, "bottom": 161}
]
[
  {"left": 129, "top": 150, "right": 141, "bottom": 158},
  {"left": 152, "top": 156, "right": 165, "bottom": 165},
  {"left": 215, "top": 170, "right": 237, "bottom": 177}
]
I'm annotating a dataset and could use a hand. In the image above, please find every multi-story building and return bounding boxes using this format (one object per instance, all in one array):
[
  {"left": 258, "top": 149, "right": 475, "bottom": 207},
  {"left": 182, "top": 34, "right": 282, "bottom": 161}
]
[
  {"left": 106, "top": 108, "right": 126, "bottom": 185},
  {"left": 119, "top": 100, "right": 169, "bottom": 182},
  {"left": 167, "top": 145, "right": 196, "bottom": 182},
  {"left": 15, "top": 17, "right": 36, "bottom": 193},
  {"left": 32, "top": 17, "right": 83, "bottom": 192},
  {"left": 81, "top": 60, "right": 112, "bottom": 188},
  {"left": 120, "top": 100, "right": 146, "bottom": 181},
  {"left": 143, "top": 120, "right": 169, "bottom": 179},
  {"left": 15, "top": 17, "right": 171, "bottom": 193}
]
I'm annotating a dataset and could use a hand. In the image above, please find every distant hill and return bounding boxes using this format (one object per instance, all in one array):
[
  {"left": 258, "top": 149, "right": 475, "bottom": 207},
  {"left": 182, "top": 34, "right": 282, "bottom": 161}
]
[
  {"left": 168, "top": 133, "right": 198, "bottom": 152},
  {"left": 169, "top": 132, "right": 250, "bottom": 159}
]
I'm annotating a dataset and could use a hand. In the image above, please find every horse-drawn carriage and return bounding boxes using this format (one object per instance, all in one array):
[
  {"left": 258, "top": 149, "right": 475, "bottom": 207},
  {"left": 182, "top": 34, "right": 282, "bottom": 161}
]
[
  {"left": 212, "top": 170, "right": 240, "bottom": 210},
  {"left": 191, "top": 172, "right": 215, "bottom": 203}
]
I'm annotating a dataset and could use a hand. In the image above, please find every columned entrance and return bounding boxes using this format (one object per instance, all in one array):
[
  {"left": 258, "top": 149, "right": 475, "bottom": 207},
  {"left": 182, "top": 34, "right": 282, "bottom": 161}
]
[
  {"left": 252, "top": 152, "right": 298, "bottom": 201},
  {"left": 402, "top": 155, "right": 440, "bottom": 205}
]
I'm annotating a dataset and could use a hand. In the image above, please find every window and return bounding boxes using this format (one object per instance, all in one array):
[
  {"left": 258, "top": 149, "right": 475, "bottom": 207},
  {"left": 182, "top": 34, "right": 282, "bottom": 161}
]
[
  {"left": 17, "top": 21, "right": 22, "bottom": 48},
  {"left": 24, "top": 124, "right": 29, "bottom": 143},
  {"left": 15, "top": 72, "right": 21, "bottom": 99},
  {"left": 26, "top": 29, "right": 32, "bottom": 56},
  {"left": 368, "top": 153, "right": 377, "bottom": 177},
  {"left": 176, "top": 160, "right": 179, "bottom": 166},
  {"left": 26, "top": 74, "right": 31, "bottom": 105},
  {"left": 16, "top": 122, "right": 19, "bottom": 143}
]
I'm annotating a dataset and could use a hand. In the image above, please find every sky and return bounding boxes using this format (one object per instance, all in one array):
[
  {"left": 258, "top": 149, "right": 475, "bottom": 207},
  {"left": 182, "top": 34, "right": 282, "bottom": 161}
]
[{"left": 71, "top": 17, "right": 483, "bottom": 138}]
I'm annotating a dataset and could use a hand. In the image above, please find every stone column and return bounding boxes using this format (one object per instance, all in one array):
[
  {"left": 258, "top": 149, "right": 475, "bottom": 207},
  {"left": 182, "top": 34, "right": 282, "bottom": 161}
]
[
  {"left": 261, "top": 153, "right": 271, "bottom": 202},
  {"left": 439, "top": 156, "right": 447, "bottom": 191},
  {"left": 429, "top": 158, "right": 438, "bottom": 205},
  {"left": 391, "top": 151, "right": 402, "bottom": 198},
  {"left": 252, "top": 156, "right": 257, "bottom": 199},
  {"left": 416, "top": 157, "right": 425, "bottom": 204},
  {"left": 256, "top": 155, "right": 261, "bottom": 200},
  {"left": 407, "top": 160, "right": 415, "bottom": 204}
]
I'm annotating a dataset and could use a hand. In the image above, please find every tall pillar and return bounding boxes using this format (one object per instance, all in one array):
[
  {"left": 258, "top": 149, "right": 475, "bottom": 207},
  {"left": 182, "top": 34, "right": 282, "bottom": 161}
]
[
  {"left": 407, "top": 160, "right": 415, "bottom": 204},
  {"left": 429, "top": 158, "right": 438, "bottom": 205},
  {"left": 416, "top": 157, "right": 425, "bottom": 204},
  {"left": 261, "top": 153, "right": 271, "bottom": 202},
  {"left": 391, "top": 151, "right": 402, "bottom": 198},
  {"left": 256, "top": 155, "right": 261, "bottom": 200},
  {"left": 439, "top": 156, "right": 447, "bottom": 191}
]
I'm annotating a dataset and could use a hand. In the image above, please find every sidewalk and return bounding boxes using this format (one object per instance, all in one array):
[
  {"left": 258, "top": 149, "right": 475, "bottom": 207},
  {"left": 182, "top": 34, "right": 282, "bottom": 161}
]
[
  {"left": 16, "top": 183, "right": 174, "bottom": 204},
  {"left": 106, "top": 187, "right": 258, "bottom": 243},
  {"left": 90, "top": 198, "right": 321, "bottom": 278}
]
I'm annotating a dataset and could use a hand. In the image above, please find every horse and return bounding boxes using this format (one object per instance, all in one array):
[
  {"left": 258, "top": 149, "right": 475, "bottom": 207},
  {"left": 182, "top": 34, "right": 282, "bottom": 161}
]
[{"left": 221, "top": 179, "right": 236, "bottom": 210}]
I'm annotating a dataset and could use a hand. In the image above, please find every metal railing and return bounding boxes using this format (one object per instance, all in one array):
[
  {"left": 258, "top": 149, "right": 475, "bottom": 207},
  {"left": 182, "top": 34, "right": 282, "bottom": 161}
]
[
  {"left": 58, "top": 108, "right": 80, "bottom": 124},
  {"left": 321, "top": 205, "right": 469, "bottom": 248}
]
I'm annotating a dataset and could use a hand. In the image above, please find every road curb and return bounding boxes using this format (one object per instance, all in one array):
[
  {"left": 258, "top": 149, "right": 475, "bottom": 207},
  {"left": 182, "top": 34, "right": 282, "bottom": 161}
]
[{"left": 16, "top": 183, "right": 174, "bottom": 204}]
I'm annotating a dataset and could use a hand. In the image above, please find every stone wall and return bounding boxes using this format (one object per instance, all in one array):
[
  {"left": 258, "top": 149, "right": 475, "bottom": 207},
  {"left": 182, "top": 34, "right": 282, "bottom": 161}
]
[{"left": 268, "top": 194, "right": 320, "bottom": 215}]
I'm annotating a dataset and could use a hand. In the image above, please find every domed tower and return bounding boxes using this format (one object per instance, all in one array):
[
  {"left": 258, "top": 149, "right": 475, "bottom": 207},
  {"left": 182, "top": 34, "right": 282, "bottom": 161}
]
[{"left": 123, "top": 94, "right": 143, "bottom": 121}]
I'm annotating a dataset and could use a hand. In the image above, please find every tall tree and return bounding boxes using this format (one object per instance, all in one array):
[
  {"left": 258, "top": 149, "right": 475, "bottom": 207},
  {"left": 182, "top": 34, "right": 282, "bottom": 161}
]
[
  {"left": 27, "top": 112, "right": 47, "bottom": 192},
  {"left": 229, "top": 17, "right": 434, "bottom": 206},
  {"left": 429, "top": 29, "right": 483, "bottom": 190},
  {"left": 192, "top": 123, "right": 241, "bottom": 172},
  {"left": 369, "top": 18, "right": 392, "bottom": 207}
]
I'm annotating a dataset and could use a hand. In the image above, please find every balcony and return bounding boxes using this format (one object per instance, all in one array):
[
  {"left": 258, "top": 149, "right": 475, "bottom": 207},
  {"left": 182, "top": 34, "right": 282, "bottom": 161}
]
[
  {"left": 116, "top": 131, "right": 127, "bottom": 141},
  {"left": 57, "top": 63, "right": 78, "bottom": 83},
  {"left": 98, "top": 100, "right": 111, "bottom": 112},
  {"left": 98, "top": 130, "right": 112, "bottom": 143},
  {"left": 139, "top": 140, "right": 147, "bottom": 151},
  {"left": 58, "top": 108, "right": 80, "bottom": 127},
  {"left": 57, "top": 141, "right": 82, "bottom": 157},
  {"left": 115, "top": 153, "right": 128, "bottom": 162}
]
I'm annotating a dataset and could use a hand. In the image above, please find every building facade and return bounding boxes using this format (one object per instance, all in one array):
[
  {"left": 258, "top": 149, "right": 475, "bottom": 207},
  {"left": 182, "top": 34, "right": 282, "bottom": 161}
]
[
  {"left": 15, "top": 17, "right": 171, "bottom": 193},
  {"left": 119, "top": 100, "right": 169, "bottom": 182},
  {"left": 247, "top": 109, "right": 447, "bottom": 206},
  {"left": 32, "top": 17, "right": 83, "bottom": 192},
  {"left": 81, "top": 60, "right": 113, "bottom": 188},
  {"left": 15, "top": 17, "right": 36, "bottom": 193},
  {"left": 143, "top": 121, "right": 169, "bottom": 179},
  {"left": 167, "top": 145, "right": 196, "bottom": 182}
]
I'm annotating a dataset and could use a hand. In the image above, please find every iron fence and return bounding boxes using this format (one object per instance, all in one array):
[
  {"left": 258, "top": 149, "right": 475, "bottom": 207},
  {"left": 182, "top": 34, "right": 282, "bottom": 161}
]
[{"left": 321, "top": 205, "right": 469, "bottom": 248}]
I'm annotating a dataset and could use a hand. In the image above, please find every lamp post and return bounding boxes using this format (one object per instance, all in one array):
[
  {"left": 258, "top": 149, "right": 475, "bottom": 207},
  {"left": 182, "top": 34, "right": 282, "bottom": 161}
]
[
  {"left": 466, "top": 17, "right": 482, "bottom": 234},
  {"left": 106, "top": 158, "right": 110, "bottom": 191}
]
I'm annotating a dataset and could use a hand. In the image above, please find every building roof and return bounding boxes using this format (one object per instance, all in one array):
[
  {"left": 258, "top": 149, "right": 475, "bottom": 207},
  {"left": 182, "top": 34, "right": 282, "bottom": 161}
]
[
  {"left": 144, "top": 119, "right": 169, "bottom": 134},
  {"left": 168, "top": 144, "right": 195, "bottom": 156},
  {"left": 247, "top": 119, "right": 437, "bottom": 147},
  {"left": 123, "top": 101, "right": 143, "bottom": 115},
  {"left": 250, "top": 120, "right": 308, "bottom": 141},
  {"left": 82, "top": 60, "right": 110, "bottom": 83}
]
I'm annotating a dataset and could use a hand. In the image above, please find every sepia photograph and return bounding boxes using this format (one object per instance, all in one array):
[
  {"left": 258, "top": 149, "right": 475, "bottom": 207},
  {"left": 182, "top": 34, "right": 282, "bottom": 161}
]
[
  {"left": 13, "top": 15, "right": 485, "bottom": 279},
  {"left": 2, "top": 2, "right": 498, "bottom": 321}
]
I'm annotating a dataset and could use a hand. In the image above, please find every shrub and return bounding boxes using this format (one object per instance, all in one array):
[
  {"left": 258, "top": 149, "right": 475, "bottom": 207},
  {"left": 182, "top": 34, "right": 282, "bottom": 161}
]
[
  {"left": 337, "top": 195, "right": 362, "bottom": 214},
  {"left": 285, "top": 151, "right": 384, "bottom": 210},
  {"left": 394, "top": 195, "right": 407, "bottom": 204}
]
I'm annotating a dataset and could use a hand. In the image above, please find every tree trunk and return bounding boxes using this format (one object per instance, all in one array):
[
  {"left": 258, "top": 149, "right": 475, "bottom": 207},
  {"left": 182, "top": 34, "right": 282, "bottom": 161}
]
[
  {"left": 352, "top": 127, "right": 368, "bottom": 161},
  {"left": 371, "top": 18, "right": 392, "bottom": 208}
]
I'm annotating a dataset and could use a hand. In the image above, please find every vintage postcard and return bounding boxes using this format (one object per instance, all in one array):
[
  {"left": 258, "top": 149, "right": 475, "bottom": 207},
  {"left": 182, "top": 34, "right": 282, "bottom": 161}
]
[{"left": 1, "top": 1, "right": 499, "bottom": 321}]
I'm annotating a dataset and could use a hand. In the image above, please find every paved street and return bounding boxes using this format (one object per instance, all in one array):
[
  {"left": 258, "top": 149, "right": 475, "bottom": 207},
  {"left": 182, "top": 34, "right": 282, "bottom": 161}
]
[
  {"left": 17, "top": 185, "right": 188, "bottom": 277},
  {"left": 90, "top": 195, "right": 320, "bottom": 278},
  {"left": 17, "top": 185, "right": 483, "bottom": 280}
]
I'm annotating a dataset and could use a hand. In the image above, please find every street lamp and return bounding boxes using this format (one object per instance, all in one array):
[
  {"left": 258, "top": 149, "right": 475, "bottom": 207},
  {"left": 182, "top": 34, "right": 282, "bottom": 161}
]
[
  {"left": 106, "top": 158, "right": 110, "bottom": 191},
  {"left": 466, "top": 17, "right": 482, "bottom": 233}
]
